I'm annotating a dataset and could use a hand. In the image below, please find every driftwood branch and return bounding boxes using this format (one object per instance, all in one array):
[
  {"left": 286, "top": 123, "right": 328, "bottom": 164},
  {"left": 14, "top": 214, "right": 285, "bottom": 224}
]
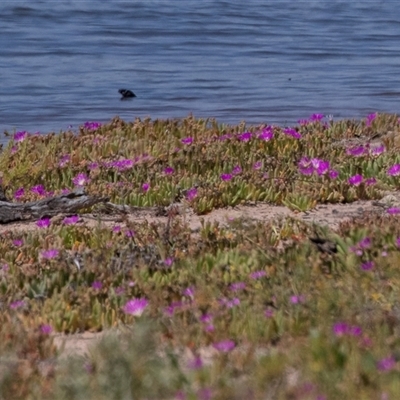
[{"left": 0, "top": 188, "right": 109, "bottom": 224}]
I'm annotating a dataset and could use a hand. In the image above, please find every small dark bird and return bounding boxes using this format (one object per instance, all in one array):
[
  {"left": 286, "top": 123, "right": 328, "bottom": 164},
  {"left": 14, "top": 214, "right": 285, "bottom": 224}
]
[
  {"left": 309, "top": 237, "right": 337, "bottom": 255},
  {"left": 118, "top": 89, "right": 136, "bottom": 99}
]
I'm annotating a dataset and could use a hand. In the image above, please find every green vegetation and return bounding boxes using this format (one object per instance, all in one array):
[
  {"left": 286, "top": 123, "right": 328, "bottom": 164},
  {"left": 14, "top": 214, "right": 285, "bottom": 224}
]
[{"left": 1, "top": 113, "right": 400, "bottom": 399}]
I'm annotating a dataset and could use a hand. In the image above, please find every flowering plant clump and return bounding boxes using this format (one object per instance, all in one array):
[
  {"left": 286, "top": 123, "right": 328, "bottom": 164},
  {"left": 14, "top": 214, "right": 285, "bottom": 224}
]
[{"left": 1, "top": 114, "right": 400, "bottom": 398}]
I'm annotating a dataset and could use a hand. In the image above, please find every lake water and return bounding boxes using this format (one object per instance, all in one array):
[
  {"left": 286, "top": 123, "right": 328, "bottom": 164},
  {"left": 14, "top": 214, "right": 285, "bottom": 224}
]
[{"left": 1, "top": 0, "right": 400, "bottom": 138}]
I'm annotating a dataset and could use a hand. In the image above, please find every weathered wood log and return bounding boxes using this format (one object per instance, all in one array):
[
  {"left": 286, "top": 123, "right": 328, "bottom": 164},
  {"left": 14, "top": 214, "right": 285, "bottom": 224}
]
[{"left": 0, "top": 188, "right": 109, "bottom": 224}]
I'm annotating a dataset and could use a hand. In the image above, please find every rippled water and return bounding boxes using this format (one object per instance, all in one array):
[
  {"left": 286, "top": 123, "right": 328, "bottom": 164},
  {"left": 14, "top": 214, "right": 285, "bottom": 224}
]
[{"left": 1, "top": 0, "right": 400, "bottom": 137}]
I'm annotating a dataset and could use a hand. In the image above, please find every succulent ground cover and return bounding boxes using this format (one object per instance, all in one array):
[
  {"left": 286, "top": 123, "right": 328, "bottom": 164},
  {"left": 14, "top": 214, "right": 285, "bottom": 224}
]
[{"left": 1, "top": 113, "right": 400, "bottom": 398}]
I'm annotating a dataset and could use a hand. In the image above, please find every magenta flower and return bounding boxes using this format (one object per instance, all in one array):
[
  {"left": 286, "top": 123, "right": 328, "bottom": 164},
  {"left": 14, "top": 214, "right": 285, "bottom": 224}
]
[
  {"left": 41, "top": 249, "right": 59, "bottom": 259},
  {"left": 298, "top": 157, "right": 314, "bottom": 175},
  {"left": 123, "top": 298, "right": 148, "bottom": 316},
  {"left": 112, "top": 225, "right": 121, "bottom": 233},
  {"left": 187, "top": 355, "right": 203, "bottom": 370},
  {"left": 14, "top": 131, "right": 28, "bottom": 142},
  {"left": 253, "top": 161, "right": 262, "bottom": 170},
  {"left": 396, "top": 237, "right": 400, "bottom": 248},
  {"left": 183, "top": 286, "right": 195, "bottom": 298},
  {"left": 31, "top": 185, "right": 46, "bottom": 196},
  {"left": 237, "top": 132, "right": 252, "bottom": 142},
  {"left": 361, "top": 261, "right": 374, "bottom": 271},
  {"left": 229, "top": 282, "right": 246, "bottom": 291},
  {"left": 164, "top": 301, "right": 183, "bottom": 316},
  {"left": 312, "top": 158, "right": 330, "bottom": 175},
  {"left": 346, "top": 146, "right": 366, "bottom": 157},
  {"left": 63, "top": 215, "right": 79, "bottom": 225},
  {"left": 265, "top": 309, "right": 274, "bottom": 318},
  {"left": 371, "top": 145, "right": 385, "bottom": 156},
  {"left": 358, "top": 237, "right": 372, "bottom": 249},
  {"left": 332, "top": 322, "right": 362, "bottom": 337},
  {"left": 213, "top": 339, "right": 235, "bottom": 352},
  {"left": 232, "top": 165, "right": 242, "bottom": 175},
  {"left": 290, "top": 295, "right": 305, "bottom": 304},
  {"left": 59, "top": 154, "right": 71, "bottom": 167},
  {"left": 250, "top": 270, "right": 267, "bottom": 279},
  {"left": 348, "top": 174, "right": 363, "bottom": 186},
  {"left": 219, "top": 133, "right": 233, "bottom": 141},
  {"left": 181, "top": 137, "right": 193, "bottom": 145},
  {"left": 83, "top": 121, "right": 102, "bottom": 131},
  {"left": 310, "top": 113, "right": 324, "bottom": 122},
  {"left": 91, "top": 281, "right": 103, "bottom": 290},
  {"left": 220, "top": 297, "right": 240, "bottom": 308},
  {"left": 329, "top": 170, "right": 339, "bottom": 179},
  {"left": 14, "top": 187, "right": 25, "bottom": 200},
  {"left": 185, "top": 187, "right": 198, "bottom": 201},
  {"left": 13, "top": 239, "right": 23, "bottom": 247},
  {"left": 10, "top": 300, "right": 26, "bottom": 310},
  {"left": 72, "top": 173, "right": 90, "bottom": 186},
  {"left": 387, "top": 207, "right": 400, "bottom": 215},
  {"left": 387, "top": 164, "right": 400, "bottom": 176},
  {"left": 125, "top": 229, "right": 135, "bottom": 238},
  {"left": 365, "top": 177, "right": 376, "bottom": 186},
  {"left": 40, "top": 324, "right": 53, "bottom": 335},
  {"left": 365, "top": 113, "right": 377, "bottom": 126},
  {"left": 164, "top": 257, "right": 174, "bottom": 267},
  {"left": 258, "top": 128, "right": 274, "bottom": 141},
  {"left": 283, "top": 127, "right": 302, "bottom": 139},
  {"left": 36, "top": 218, "right": 51, "bottom": 228},
  {"left": 142, "top": 182, "right": 150, "bottom": 192},
  {"left": 163, "top": 166, "right": 175, "bottom": 175},
  {"left": 220, "top": 173, "right": 232, "bottom": 181},
  {"left": 377, "top": 356, "right": 396, "bottom": 372}
]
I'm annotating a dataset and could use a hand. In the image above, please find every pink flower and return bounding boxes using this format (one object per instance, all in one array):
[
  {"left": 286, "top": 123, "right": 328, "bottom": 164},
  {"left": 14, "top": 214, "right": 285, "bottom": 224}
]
[
  {"left": 59, "top": 154, "right": 71, "bottom": 167},
  {"left": 13, "top": 239, "right": 23, "bottom": 247},
  {"left": 91, "top": 281, "right": 103, "bottom": 290},
  {"left": 229, "top": 282, "right": 246, "bottom": 291},
  {"left": 181, "top": 137, "right": 193, "bottom": 145},
  {"left": 10, "top": 300, "right": 26, "bottom": 309},
  {"left": 14, "top": 187, "right": 25, "bottom": 200},
  {"left": 361, "top": 261, "right": 374, "bottom": 271},
  {"left": 365, "top": 113, "right": 377, "bottom": 127},
  {"left": 72, "top": 173, "right": 90, "bottom": 186},
  {"left": 14, "top": 131, "right": 28, "bottom": 142},
  {"left": 377, "top": 356, "right": 396, "bottom": 372},
  {"left": 346, "top": 146, "right": 366, "bottom": 157},
  {"left": 290, "top": 295, "right": 305, "bottom": 304},
  {"left": 258, "top": 128, "right": 273, "bottom": 141},
  {"left": 164, "top": 257, "right": 174, "bottom": 267},
  {"left": 283, "top": 127, "right": 301, "bottom": 139},
  {"left": 220, "top": 173, "right": 232, "bottom": 181},
  {"left": 41, "top": 249, "right": 59, "bottom": 259},
  {"left": 387, "top": 207, "right": 400, "bottom": 215},
  {"left": 83, "top": 121, "right": 102, "bottom": 131},
  {"left": 232, "top": 165, "right": 242, "bottom": 175},
  {"left": 142, "top": 182, "right": 150, "bottom": 192},
  {"left": 63, "top": 215, "right": 79, "bottom": 225},
  {"left": 164, "top": 166, "right": 175, "bottom": 175},
  {"left": 250, "top": 270, "right": 267, "bottom": 279},
  {"left": 185, "top": 187, "right": 198, "bottom": 201},
  {"left": 36, "top": 218, "right": 51, "bottom": 228},
  {"left": 187, "top": 356, "right": 203, "bottom": 370},
  {"left": 329, "top": 170, "right": 339, "bottom": 179},
  {"left": 310, "top": 113, "right": 324, "bottom": 121},
  {"left": 40, "top": 324, "right": 53, "bottom": 335},
  {"left": 31, "top": 185, "right": 46, "bottom": 196},
  {"left": 213, "top": 339, "right": 235, "bottom": 352},
  {"left": 387, "top": 164, "right": 400, "bottom": 176},
  {"left": 123, "top": 298, "right": 148, "bottom": 316},
  {"left": 237, "top": 132, "right": 252, "bottom": 142},
  {"left": 348, "top": 174, "right": 363, "bottom": 186},
  {"left": 253, "top": 161, "right": 262, "bottom": 170},
  {"left": 265, "top": 309, "right": 274, "bottom": 318}
]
